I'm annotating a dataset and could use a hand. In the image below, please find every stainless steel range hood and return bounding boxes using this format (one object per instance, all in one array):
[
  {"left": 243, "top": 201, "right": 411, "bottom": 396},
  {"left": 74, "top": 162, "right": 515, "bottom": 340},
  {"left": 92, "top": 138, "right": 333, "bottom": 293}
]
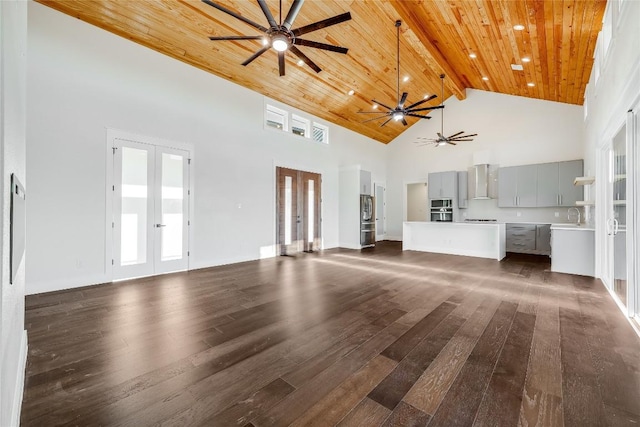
[{"left": 468, "top": 164, "right": 498, "bottom": 199}]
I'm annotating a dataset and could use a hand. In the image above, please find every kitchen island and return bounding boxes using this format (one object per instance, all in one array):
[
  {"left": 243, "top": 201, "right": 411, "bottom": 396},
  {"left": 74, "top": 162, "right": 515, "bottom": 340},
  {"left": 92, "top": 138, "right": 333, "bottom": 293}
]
[{"left": 403, "top": 221, "right": 506, "bottom": 261}]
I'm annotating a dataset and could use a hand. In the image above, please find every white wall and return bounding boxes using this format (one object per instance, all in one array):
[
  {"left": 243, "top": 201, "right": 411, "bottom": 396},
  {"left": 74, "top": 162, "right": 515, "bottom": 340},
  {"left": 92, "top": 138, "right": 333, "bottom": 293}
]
[
  {"left": 386, "top": 89, "right": 585, "bottom": 239},
  {"left": 583, "top": 0, "right": 640, "bottom": 281},
  {"left": 1, "top": 0, "right": 28, "bottom": 425},
  {"left": 26, "top": 2, "right": 387, "bottom": 294}
]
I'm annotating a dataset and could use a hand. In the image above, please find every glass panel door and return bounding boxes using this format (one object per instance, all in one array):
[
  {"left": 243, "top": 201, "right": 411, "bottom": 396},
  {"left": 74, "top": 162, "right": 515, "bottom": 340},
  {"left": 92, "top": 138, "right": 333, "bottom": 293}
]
[
  {"left": 154, "top": 147, "right": 189, "bottom": 274},
  {"left": 113, "top": 139, "right": 190, "bottom": 280},
  {"left": 612, "top": 124, "right": 627, "bottom": 307},
  {"left": 113, "top": 141, "right": 154, "bottom": 280}
]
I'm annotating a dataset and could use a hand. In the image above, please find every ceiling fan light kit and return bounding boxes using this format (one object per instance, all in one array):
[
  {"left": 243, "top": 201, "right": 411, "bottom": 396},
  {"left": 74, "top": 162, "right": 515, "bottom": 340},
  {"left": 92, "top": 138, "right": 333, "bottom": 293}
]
[
  {"left": 358, "top": 20, "right": 443, "bottom": 127},
  {"left": 414, "top": 74, "right": 477, "bottom": 147},
  {"left": 202, "top": 0, "right": 351, "bottom": 76}
]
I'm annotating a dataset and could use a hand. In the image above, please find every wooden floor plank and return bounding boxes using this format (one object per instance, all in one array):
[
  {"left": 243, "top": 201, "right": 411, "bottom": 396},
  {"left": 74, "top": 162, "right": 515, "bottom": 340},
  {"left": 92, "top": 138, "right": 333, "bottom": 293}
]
[{"left": 19, "top": 242, "right": 640, "bottom": 426}]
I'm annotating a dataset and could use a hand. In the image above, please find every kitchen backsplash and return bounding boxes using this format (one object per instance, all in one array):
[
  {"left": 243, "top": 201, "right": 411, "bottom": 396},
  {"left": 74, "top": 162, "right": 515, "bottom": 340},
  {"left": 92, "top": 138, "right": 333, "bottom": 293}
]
[{"left": 457, "top": 198, "right": 593, "bottom": 225}]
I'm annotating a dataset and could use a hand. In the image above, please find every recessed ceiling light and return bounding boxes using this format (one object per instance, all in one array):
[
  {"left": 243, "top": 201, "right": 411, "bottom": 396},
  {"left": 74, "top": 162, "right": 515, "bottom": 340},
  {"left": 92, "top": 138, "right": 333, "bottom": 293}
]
[
  {"left": 482, "top": 76, "right": 489, "bottom": 81},
  {"left": 513, "top": 24, "right": 525, "bottom": 31},
  {"left": 423, "top": 94, "right": 430, "bottom": 99},
  {"left": 403, "top": 76, "right": 410, "bottom": 82},
  {"left": 297, "top": 60, "right": 304, "bottom": 66},
  {"left": 469, "top": 53, "right": 477, "bottom": 59},
  {"left": 527, "top": 82, "right": 535, "bottom": 87},
  {"left": 511, "top": 64, "right": 524, "bottom": 71},
  {"left": 348, "top": 89, "right": 355, "bottom": 95},
  {"left": 373, "top": 103, "right": 378, "bottom": 109},
  {"left": 522, "top": 57, "right": 531, "bottom": 63}
]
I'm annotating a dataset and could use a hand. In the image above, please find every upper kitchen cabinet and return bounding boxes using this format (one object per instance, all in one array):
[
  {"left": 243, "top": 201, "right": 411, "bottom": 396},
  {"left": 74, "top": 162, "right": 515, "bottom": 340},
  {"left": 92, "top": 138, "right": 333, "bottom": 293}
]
[
  {"left": 458, "top": 171, "right": 468, "bottom": 208},
  {"left": 428, "top": 171, "right": 457, "bottom": 199},
  {"left": 498, "top": 165, "right": 537, "bottom": 207},
  {"left": 536, "top": 160, "right": 583, "bottom": 207},
  {"left": 360, "top": 169, "right": 372, "bottom": 195}
]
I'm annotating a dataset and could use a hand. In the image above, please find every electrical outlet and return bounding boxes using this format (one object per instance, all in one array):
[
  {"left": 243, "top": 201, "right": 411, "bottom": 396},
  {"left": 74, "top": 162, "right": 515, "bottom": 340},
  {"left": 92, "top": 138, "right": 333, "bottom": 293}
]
[
  {"left": 555, "top": 212, "right": 560, "bottom": 217},
  {"left": 516, "top": 212, "right": 522, "bottom": 217}
]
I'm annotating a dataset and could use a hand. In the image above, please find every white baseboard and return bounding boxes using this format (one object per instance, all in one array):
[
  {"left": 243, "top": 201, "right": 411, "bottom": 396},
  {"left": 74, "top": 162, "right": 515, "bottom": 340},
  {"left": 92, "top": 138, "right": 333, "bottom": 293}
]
[
  {"left": 26, "top": 273, "right": 108, "bottom": 295},
  {"left": 385, "top": 234, "right": 403, "bottom": 241},
  {"left": 9, "top": 330, "right": 28, "bottom": 427}
]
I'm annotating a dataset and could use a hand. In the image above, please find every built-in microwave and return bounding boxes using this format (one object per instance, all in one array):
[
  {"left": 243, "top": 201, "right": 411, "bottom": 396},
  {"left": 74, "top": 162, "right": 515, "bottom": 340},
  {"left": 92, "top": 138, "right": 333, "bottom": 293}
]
[{"left": 430, "top": 199, "right": 453, "bottom": 222}]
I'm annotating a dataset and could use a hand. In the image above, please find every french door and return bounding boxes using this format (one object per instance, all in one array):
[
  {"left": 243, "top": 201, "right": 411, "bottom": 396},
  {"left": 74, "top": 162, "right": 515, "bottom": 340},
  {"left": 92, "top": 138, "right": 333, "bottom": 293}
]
[
  {"left": 276, "top": 167, "right": 321, "bottom": 255},
  {"left": 112, "top": 138, "right": 190, "bottom": 280}
]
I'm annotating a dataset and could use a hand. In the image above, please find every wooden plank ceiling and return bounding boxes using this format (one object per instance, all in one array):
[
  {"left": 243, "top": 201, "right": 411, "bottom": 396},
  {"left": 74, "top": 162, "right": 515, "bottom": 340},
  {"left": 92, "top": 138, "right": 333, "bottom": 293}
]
[{"left": 37, "top": 0, "right": 605, "bottom": 144}]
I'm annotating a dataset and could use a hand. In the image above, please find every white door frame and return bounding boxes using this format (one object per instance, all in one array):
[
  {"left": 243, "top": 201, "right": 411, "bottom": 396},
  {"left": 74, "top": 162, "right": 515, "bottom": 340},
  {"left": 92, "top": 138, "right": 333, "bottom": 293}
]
[
  {"left": 105, "top": 128, "right": 194, "bottom": 281},
  {"left": 374, "top": 182, "right": 386, "bottom": 241}
]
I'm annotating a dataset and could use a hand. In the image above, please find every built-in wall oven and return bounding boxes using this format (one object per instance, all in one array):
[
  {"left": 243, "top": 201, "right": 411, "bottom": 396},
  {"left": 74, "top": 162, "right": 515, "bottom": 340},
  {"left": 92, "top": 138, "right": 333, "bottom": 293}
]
[{"left": 430, "top": 199, "right": 453, "bottom": 222}]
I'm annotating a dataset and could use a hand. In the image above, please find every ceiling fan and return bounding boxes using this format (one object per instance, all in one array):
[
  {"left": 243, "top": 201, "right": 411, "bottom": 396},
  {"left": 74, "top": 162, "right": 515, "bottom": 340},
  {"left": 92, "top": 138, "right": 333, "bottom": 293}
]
[
  {"left": 202, "top": 0, "right": 351, "bottom": 76},
  {"left": 358, "top": 20, "right": 443, "bottom": 127},
  {"left": 415, "top": 74, "right": 477, "bottom": 146}
]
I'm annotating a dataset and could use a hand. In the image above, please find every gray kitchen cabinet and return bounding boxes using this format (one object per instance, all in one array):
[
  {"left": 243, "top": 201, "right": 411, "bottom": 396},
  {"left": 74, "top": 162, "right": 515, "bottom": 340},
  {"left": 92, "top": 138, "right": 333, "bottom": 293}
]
[
  {"left": 536, "top": 160, "right": 584, "bottom": 207},
  {"left": 458, "top": 171, "right": 468, "bottom": 208},
  {"left": 498, "top": 165, "right": 537, "bottom": 207},
  {"left": 558, "top": 160, "right": 583, "bottom": 206},
  {"left": 536, "top": 224, "right": 551, "bottom": 254},
  {"left": 536, "top": 162, "right": 559, "bottom": 206},
  {"left": 506, "top": 223, "right": 551, "bottom": 255},
  {"left": 428, "top": 171, "right": 457, "bottom": 199},
  {"left": 360, "top": 169, "right": 372, "bottom": 195}
]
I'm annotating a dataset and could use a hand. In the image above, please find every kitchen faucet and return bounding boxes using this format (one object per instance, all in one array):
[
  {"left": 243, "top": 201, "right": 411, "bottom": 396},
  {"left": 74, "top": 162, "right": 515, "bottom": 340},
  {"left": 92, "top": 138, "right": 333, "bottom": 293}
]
[{"left": 568, "top": 207, "right": 581, "bottom": 225}]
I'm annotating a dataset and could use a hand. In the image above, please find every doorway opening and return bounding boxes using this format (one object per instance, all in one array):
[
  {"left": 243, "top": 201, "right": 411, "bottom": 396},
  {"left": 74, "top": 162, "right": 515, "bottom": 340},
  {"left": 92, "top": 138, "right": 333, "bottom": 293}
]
[
  {"left": 109, "top": 133, "right": 191, "bottom": 280},
  {"left": 276, "top": 167, "right": 321, "bottom": 256}
]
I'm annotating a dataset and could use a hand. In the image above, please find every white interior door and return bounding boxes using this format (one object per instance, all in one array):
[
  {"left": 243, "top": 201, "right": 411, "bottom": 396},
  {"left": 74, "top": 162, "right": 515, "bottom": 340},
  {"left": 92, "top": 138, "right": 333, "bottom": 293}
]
[{"left": 113, "top": 139, "right": 189, "bottom": 280}]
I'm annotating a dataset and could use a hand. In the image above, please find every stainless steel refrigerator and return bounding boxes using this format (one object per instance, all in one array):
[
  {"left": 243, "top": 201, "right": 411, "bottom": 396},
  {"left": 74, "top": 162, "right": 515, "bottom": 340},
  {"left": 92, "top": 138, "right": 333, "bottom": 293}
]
[{"left": 360, "top": 195, "right": 376, "bottom": 247}]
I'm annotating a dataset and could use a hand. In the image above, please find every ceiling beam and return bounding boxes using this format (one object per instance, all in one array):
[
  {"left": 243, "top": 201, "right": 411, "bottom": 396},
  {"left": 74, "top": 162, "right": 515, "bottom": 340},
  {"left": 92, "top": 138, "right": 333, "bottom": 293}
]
[{"left": 389, "top": 0, "right": 467, "bottom": 100}]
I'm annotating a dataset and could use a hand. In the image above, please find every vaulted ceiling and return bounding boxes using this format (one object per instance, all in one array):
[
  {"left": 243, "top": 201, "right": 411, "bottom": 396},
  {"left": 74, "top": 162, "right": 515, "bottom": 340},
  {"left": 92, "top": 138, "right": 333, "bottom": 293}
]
[{"left": 36, "top": 0, "right": 605, "bottom": 143}]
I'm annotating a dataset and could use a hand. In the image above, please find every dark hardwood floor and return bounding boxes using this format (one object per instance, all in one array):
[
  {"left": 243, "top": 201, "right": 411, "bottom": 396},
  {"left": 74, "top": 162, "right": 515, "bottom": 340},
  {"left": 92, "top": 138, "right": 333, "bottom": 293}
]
[{"left": 21, "top": 242, "right": 640, "bottom": 426}]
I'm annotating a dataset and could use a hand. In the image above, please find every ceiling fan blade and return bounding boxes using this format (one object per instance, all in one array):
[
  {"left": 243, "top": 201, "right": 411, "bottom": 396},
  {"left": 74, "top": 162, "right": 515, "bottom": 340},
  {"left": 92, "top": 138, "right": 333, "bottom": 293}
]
[
  {"left": 449, "top": 139, "right": 473, "bottom": 142},
  {"left": 447, "top": 131, "right": 465, "bottom": 139},
  {"left": 380, "top": 117, "right": 393, "bottom": 127},
  {"left": 278, "top": 51, "right": 285, "bottom": 76},
  {"left": 398, "top": 92, "right": 408, "bottom": 108},
  {"left": 292, "top": 12, "right": 352, "bottom": 36},
  {"left": 294, "top": 39, "right": 348, "bottom": 54},
  {"left": 289, "top": 45, "right": 321, "bottom": 73},
  {"left": 406, "top": 113, "right": 432, "bottom": 119},
  {"left": 201, "top": 0, "right": 268, "bottom": 32},
  {"left": 242, "top": 46, "right": 270, "bottom": 66},
  {"left": 401, "top": 118, "right": 408, "bottom": 126},
  {"left": 256, "top": 0, "right": 278, "bottom": 28},
  {"left": 449, "top": 134, "right": 478, "bottom": 140},
  {"left": 408, "top": 105, "right": 444, "bottom": 113},
  {"left": 208, "top": 35, "right": 263, "bottom": 41},
  {"left": 357, "top": 111, "right": 390, "bottom": 114},
  {"left": 283, "top": 0, "right": 304, "bottom": 29},
  {"left": 437, "top": 132, "right": 444, "bottom": 139},
  {"left": 362, "top": 115, "right": 390, "bottom": 123},
  {"left": 448, "top": 141, "right": 457, "bottom": 145},
  {"left": 408, "top": 94, "right": 437, "bottom": 110},
  {"left": 371, "top": 100, "right": 395, "bottom": 111}
]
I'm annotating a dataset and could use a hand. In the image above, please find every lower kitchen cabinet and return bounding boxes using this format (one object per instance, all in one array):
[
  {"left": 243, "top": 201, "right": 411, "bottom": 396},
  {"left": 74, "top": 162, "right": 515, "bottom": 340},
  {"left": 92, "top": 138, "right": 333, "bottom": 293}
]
[
  {"left": 551, "top": 226, "right": 595, "bottom": 276},
  {"left": 506, "top": 223, "right": 551, "bottom": 256}
]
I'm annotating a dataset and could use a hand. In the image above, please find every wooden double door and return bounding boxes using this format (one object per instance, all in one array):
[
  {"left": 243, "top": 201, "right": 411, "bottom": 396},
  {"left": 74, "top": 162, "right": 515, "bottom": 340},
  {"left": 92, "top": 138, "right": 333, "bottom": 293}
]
[{"left": 276, "top": 167, "right": 321, "bottom": 255}]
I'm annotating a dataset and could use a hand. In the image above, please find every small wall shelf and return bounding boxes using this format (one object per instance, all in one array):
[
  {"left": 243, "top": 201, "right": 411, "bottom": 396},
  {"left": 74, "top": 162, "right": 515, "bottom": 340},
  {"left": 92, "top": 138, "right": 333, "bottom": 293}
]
[
  {"left": 576, "top": 200, "right": 595, "bottom": 206},
  {"left": 574, "top": 176, "right": 595, "bottom": 186}
]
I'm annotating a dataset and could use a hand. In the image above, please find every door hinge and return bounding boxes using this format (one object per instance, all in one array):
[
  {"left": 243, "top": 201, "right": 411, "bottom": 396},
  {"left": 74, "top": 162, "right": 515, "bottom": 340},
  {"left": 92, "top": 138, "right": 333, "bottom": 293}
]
[
  {"left": 188, "top": 189, "right": 191, "bottom": 196},
  {"left": 112, "top": 221, "right": 114, "bottom": 228},
  {"left": 112, "top": 147, "right": 117, "bottom": 155},
  {"left": 188, "top": 220, "right": 190, "bottom": 226},
  {"left": 111, "top": 259, "right": 114, "bottom": 265},
  {"left": 188, "top": 158, "right": 191, "bottom": 165},
  {"left": 112, "top": 185, "right": 115, "bottom": 191},
  {"left": 187, "top": 251, "right": 190, "bottom": 257}
]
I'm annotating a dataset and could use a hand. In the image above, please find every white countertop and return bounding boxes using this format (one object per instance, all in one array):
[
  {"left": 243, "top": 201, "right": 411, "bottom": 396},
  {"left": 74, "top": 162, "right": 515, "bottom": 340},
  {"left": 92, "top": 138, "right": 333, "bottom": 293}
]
[
  {"left": 405, "top": 221, "right": 503, "bottom": 227},
  {"left": 550, "top": 223, "right": 595, "bottom": 231}
]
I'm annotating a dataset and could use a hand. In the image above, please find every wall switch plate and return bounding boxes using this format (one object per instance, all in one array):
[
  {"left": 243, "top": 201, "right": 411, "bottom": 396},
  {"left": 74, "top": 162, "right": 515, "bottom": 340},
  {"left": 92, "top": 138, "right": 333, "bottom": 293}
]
[
  {"left": 555, "top": 212, "right": 560, "bottom": 217},
  {"left": 517, "top": 212, "right": 522, "bottom": 217}
]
